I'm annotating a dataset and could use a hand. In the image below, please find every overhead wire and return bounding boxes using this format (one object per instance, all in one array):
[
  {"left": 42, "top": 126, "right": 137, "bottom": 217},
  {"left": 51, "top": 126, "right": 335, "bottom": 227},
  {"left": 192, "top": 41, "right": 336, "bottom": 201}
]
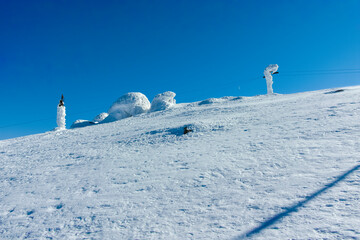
[
  {"left": 1, "top": 68, "right": 359, "bottom": 129},
  {"left": 0, "top": 106, "right": 106, "bottom": 129},
  {"left": 279, "top": 69, "right": 360, "bottom": 77}
]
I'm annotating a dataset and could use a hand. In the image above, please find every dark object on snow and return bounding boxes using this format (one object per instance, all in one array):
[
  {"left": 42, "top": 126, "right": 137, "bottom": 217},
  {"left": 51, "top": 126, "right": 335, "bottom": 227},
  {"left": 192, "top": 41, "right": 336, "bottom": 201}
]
[
  {"left": 324, "top": 89, "right": 345, "bottom": 94},
  {"left": 184, "top": 127, "right": 193, "bottom": 135},
  {"left": 262, "top": 71, "right": 279, "bottom": 78},
  {"left": 59, "top": 94, "right": 65, "bottom": 107}
]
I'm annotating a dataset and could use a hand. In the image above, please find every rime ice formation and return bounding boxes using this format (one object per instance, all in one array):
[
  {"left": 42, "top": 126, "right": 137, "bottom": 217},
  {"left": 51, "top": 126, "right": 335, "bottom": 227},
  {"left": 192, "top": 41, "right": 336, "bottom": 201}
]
[
  {"left": 264, "top": 64, "right": 279, "bottom": 94},
  {"left": 102, "top": 92, "right": 151, "bottom": 123},
  {"left": 150, "top": 91, "right": 176, "bottom": 112},
  {"left": 93, "top": 112, "right": 109, "bottom": 123},
  {"left": 56, "top": 105, "right": 66, "bottom": 130}
]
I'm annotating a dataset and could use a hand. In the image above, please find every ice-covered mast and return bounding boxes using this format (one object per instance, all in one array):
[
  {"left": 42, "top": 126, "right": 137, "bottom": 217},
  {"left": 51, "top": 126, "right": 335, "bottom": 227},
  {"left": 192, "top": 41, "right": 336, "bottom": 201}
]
[
  {"left": 56, "top": 94, "right": 66, "bottom": 130},
  {"left": 263, "top": 64, "right": 279, "bottom": 94}
]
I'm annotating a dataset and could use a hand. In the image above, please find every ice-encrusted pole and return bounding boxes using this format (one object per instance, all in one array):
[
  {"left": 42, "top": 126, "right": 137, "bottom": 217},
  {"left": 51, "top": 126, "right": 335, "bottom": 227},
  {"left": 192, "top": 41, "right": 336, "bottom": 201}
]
[
  {"left": 56, "top": 94, "right": 66, "bottom": 130},
  {"left": 264, "top": 64, "right": 279, "bottom": 94}
]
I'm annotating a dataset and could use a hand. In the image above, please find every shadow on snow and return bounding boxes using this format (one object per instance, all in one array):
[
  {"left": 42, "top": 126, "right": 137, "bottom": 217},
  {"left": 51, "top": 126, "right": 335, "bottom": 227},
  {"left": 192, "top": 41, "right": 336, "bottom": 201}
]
[{"left": 235, "top": 164, "right": 360, "bottom": 239}]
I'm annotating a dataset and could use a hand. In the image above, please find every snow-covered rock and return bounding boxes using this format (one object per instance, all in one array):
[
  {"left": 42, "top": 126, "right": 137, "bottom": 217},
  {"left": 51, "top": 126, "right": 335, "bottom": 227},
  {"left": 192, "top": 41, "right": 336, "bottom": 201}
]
[
  {"left": 93, "top": 112, "right": 109, "bottom": 123},
  {"left": 70, "top": 119, "right": 96, "bottom": 129},
  {"left": 103, "top": 92, "right": 151, "bottom": 123},
  {"left": 150, "top": 91, "right": 176, "bottom": 112}
]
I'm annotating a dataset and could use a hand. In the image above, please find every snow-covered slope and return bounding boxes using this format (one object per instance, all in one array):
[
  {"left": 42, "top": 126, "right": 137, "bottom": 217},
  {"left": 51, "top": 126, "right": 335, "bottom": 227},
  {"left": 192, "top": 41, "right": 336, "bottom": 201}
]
[{"left": 1, "top": 86, "right": 360, "bottom": 239}]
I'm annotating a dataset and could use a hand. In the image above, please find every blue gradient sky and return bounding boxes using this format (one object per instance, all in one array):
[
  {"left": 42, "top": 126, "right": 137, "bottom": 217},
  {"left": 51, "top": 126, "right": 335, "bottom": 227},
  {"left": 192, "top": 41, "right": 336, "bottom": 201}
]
[{"left": 1, "top": 0, "right": 359, "bottom": 140}]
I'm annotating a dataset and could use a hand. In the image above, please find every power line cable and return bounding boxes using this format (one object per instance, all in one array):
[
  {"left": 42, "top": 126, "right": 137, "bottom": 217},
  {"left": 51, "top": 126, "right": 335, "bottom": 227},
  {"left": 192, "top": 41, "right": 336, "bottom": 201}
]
[
  {"left": 1, "top": 68, "right": 359, "bottom": 129},
  {"left": 0, "top": 118, "right": 54, "bottom": 129},
  {"left": 279, "top": 70, "right": 360, "bottom": 77},
  {"left": 0, "top": 106, "right": 106, "bottom": 129},
  {"left": 280, "top": 68, "right": 360, "bottom": 73}
]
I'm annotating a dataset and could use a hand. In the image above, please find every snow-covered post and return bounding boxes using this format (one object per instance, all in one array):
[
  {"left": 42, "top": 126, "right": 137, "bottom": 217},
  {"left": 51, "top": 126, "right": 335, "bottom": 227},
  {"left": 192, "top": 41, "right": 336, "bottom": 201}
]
[
  {"left": 56, "top": 94, "right": 66, "bottom": 130},
  {"left": 264, "top": 64, "right": 279, "bottom": 94}
]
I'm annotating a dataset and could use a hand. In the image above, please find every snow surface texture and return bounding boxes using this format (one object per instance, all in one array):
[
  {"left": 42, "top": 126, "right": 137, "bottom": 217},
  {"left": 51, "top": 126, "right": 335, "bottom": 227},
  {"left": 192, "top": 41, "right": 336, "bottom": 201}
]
[
  {"left": 103, "top": 92, "right": 151, "bottom": 123},
  {"left": 1, "top": 86, "right": 360, "bottom": 239},
  {"left": 150, "top": 91, "right": 176, "bottom": 112},
  {"left": 55, "top": 105, "right": 66, "bottom": 130},
  {"left": 264, "top": 64, "right": 279, "bottom": 94}
]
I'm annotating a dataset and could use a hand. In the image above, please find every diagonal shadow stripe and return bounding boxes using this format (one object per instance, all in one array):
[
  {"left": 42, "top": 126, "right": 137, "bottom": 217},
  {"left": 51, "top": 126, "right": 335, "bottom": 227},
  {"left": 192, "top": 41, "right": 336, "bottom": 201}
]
[{"left": 235, "top": 164, "right": 360, "bottom": 239}]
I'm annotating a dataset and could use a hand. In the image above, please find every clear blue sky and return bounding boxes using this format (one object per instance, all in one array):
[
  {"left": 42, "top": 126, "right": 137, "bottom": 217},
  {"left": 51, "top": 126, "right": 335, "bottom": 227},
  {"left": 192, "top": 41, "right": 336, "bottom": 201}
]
[{"left": 1, "top": 0, "right": 359, "bottom": 140}]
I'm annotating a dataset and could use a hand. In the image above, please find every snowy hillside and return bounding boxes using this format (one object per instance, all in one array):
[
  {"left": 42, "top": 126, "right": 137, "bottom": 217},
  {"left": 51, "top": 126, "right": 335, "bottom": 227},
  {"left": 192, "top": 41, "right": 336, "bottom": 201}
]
[{"left": 1, "top": 86, "right": 360, "bottom": 239}]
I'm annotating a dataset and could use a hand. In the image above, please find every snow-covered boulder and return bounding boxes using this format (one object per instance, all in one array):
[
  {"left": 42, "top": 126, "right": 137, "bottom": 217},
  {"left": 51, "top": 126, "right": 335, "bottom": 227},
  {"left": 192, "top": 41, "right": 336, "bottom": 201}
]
[
  {"left": 150, "top": 91, "right": 176, "bottom": 112},
  {"left": 93, "top": 112, "right": 109, "bottom": 123},
  {"left": 70, "top": 120, "right": 96, "bottom": 129},
  {"left": 103, "top": 92, "right": 151, "bottom": 123}
]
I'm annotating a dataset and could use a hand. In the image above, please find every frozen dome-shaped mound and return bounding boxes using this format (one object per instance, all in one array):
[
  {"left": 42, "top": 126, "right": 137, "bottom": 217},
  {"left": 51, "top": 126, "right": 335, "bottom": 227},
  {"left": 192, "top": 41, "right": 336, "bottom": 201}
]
[
  {"left": 150, "top": 91, "right": 176, "bottom": 112},
  {"left": 93, "top": 112, "right": 109, "bottom": 123},
  {"left": 102, "top": 92, "right": 151, "bottom": 123}
]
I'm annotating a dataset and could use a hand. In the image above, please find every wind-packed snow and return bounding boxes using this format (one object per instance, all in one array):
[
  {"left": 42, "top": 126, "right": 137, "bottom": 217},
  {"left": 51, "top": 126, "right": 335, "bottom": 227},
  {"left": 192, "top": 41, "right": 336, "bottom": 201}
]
[
  {"left": 55, "top": 105, "right": 66, "bottom": 130},
  {"left": 1, "top": 86, "right": 360, "bottom": 239},
  {"left": 150, "top": 91, "right": 176, "bottom": 112},
  {"left": 103, "top": 92, "right": 151, "bottom": 123},
  {"left": 264, "top": 64, "right": 279, "bottom": 94}
]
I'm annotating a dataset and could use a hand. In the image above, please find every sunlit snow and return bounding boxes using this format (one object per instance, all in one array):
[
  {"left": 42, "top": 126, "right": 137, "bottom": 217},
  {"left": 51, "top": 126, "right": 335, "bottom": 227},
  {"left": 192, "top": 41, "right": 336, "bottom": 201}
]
[{"left": 1, "top": 86, "right": 360, "bottom": 239}]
